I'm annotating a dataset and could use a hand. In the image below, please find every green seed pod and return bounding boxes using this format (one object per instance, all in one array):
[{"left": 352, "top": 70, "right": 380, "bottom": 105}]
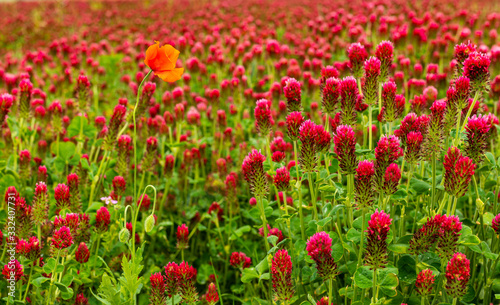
[
  {"left": 145, "top": 214, "right": 155, "bottom": 233},
  {"left": 119, "top": 227, "right": 130, "bottom": 243}
]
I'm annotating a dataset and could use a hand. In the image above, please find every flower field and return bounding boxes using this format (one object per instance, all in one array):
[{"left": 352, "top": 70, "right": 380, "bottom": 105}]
[{"left": 2, "top": 0, "right": 500, "bottom": 304}]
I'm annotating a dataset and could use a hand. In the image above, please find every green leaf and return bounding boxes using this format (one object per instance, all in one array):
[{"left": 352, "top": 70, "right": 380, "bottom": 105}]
[
  {"left": 61, "top": 287, "right": 74, "bottom": 300},
  {"left": 32, "top": 276, "right": 50, "bottom": 287},
  {"left": 256, "top": 258, "right": 269, "bottom": 275},
  {"left": 317, "top": 217, "right": 332, "bottom": 227},
  {"left": 267, "top": 235, "right": 278, "bottom": 246},
  {"left": 460, "top": 234, "right": 480, "bottom": 246},
  {"left": 67, "top": 116, "right": 97, "bottom": 138},
  {"left": 57, "top": 141, "right": 76, "bottom": 161},
  {"left": 379, "top": 272, "right": 399, "bottom": 297},
  {"left": 347, "top": 228, "right": 361, "bottom": 243},
  {"left": 61, "top": 274, "right": 74, "bottom": 287},
  {"left": 229, "top": 225, "right": 251, "bottom": 241},
  {"left": 410, "top": 178, "right": 431, "bottom": 195},
  {"left": 259, "top": 273, "right": 270, "bottom": 281},
  {"left": 485, "top": 152, "right": 496, "bottom": 166},
  {"left": 397, "top": 255, "right": 416, "bottom": 284},
  {"left": 118, "top": 245, "right": 144, "bottom": 296},
  {"left": 55, "top": 282, "right": 70, "bottom": 293},
  {"left": 354, "top": 266, "right": 373, "bottom": 289},
  {"left": 332, "top": 243, "right": 344, "bottom": 262},
  {"left": 307, "top": 294, "right": 317, "bottom": 305},
  {"left": 388, "top": 244, "right": 409, "bottom": 254},
  {"left": 241, "top": 268, "right": 259, "bottom": 283},
  {"left": 462, "top": 283, "right": 475, "bottom": 302},
  {"left": 43, "top": 258, "right": 57, "bottom": 274}
]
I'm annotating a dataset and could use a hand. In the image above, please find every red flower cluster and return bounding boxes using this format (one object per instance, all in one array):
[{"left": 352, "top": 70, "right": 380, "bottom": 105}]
[
  {"left": 333, "top": 125, "right": 357, "bottom": 174},
  {"left": 445, "top": 253, "right": 470, "bottom": 298},
  {"left": 365, "top": 210, "right": 392, "bottom": 269},
  {"left": 306, "top": 232, "right": 337, "bottom": 279},
  {"left": 443, "top": 147, "right": 475, "bottom": 198},
  {"left": 230, "top": 252, "right": 252, "bottom": 269},
  {"left": 354, "top": 160, "right": 375, "bottom": 208},
  {"left": 271, "top": 249, "right": 294, "bottom": 301}
]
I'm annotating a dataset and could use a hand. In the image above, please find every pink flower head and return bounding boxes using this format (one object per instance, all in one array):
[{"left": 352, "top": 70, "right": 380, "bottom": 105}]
[
  {"left": 315, "top": 124, "right": 331, "bottom": 153},
  {"left": 2, "top": 260, "right": 23, "bottom": 282},
  {"left": 464, "top": 114, "right": 490, "bottom": 164},
  {"left": 271, "top": 249, "right": 294, "bottom": 301},
  {"left": 75, "top": 242, "right": 90, "bottom": 263},
  {"left": 54, "top": 183, "right": 70, "bottom": 210},
  {"left": 272, "top": 151, "right": 286, "bottom": 163},
  {"left": 316, "top": 297, "right": 332, "bottom": 305},
  {"left": 208, "top": 202, "right": 223, "bottom": 221},
  {"left": 443, "top": 147, "right": 475, "bottom": 198},
  {"left": 454, "top": 76, "right": 470, "bottom": 109},
  {"left": 322, "top": 77, "right": 340, "bottom": 115},
  {"left": 254, "top": 99, "right": 273, "bottom": 136},
  {"left": 112, "top": 176, "right": 126, "bottom": 197},
  {"left": 339, "top": 76, "right": 358, "bottom": 126},
  {"left": 306, "top": 231, "right": 338, "bottom": 279},
  {"left": 0, "top": 93, "right": 14, "bottom": 123},
  {"left": 492, "top": 214, "right": 500, "bottom": 234},
  {"left": 274, "top": 167, "right": 290, "bottom": 192},
  {"left": 16, "top": 236, "right": 41, "bottom": 261},
  {"left": 463, "top": 52, "right": 490, "bottom": 90},
  {"left": 286, "top": 111, "right": 304, "bottom": 141},
  {"left": 380, "top": 81, "right": 404, "bottom": 123},
  {"left": 320, "top": 66, "right": 340, "bottom": 88},
  {"left": 32, "top": 182, "right": 49, "bottom": 226},
  {"left": 445, "top": 253, "right": 470, "bottom": 298},
  {"left": 74, "top": 293, "right": 89, "bottom": 305},
  {"left": 95, "top": 206, "right": 110, "bottom": 232},
  {"left": 374, "top": 135, "right": 403, "bottom": 190},
  {"left": 421, "top": 100, "right": 446, "bottom": 158},
  {"left": 348, "top": 43, "right": 368, "bottom": 78},
  {"left": 411, "top": 95, "right": 427, "bottom": 116},
  {"left": 333, "top": 125, "right": 357, "bottom": 174},
  {"left": 165, "top": 154, "right": 175, "bottom": 177},
  {"left": 175, "top": 261, "right": 198, "bottom": 303},
  {"left": 150, "top": 272, "right": 167, "bottom": 305},
  {"left": 365, "top": 210, "right": 392, "bottom": 269},
  {"left": 283, "top": 78, "right": 302, "bottom": 112},
  {"left": 206, "top": 282, "right": 219, "bottom": 305},
  {"left": 397, "top": 119, "right": 418, "bottom": 155},
  {"left": 355, "top": 160, "right": 375, "bottom": 208},
  {"left": 416, "top": 269, "right": 435, "bottom": 296},
  {"left": 164, "top": 262, "right": 179, "bottom": 297},
  {"left": 454, "top": 43, "right": 476, "bottom": 67},
  {"left": 298, "top": 120, "right": 320, "bottom": 173},
  {"left": 230, "top": 252, "right": 251, "bottom": 269},
  {"left": 52, "top": 226, "right": 74, "bottom": 249},
  {"left": 362, "top": 57, "right": 381, "bottom": 106},
  {"left": 177, "top": 224, "right": 189, "bottom": 250},
  {"left": 241, "top": 149, "right": 268, "bottom": 198},
  {"left": 395, "top": 113, "right": 426, "bottom": 147},
  {"left": 383, "top": 163, "right": 401, "bottom": 195},
  {"left": 375, "top": 40, "right": 394, "bottom": 79},
  {"left": 437, "top": 215, "right": 462, "bottom": 260}
]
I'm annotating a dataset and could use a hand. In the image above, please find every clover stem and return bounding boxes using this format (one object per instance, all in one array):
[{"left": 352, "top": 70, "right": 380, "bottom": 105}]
[
  {"left": 368, "top": 105, "right": 373, "bottom": 150},
  {"left": 257, "top": 195, "right": 271, "bottom": 253},
  {"left": 293, "top": 141, "right": 305, "bottom": 239},
  {"left": 308, "top": 172, "right": 318, "bottom": 221},
  {"left": 431, "top": 152, "right": 436, "bottom": 211}
]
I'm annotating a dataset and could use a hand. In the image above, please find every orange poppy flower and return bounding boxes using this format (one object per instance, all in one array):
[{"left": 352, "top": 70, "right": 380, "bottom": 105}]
[{"left": 144, "top": 41, "right": 184, "bottom": 83}]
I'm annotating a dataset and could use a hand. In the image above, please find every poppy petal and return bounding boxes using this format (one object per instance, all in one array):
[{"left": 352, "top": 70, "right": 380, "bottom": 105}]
[
  {"left": 156, "top": 68, "right": 184, "bottom": 83},
  {"left": 161, "top": 45, "right": 180, "bottom": 70},
  {"left": 144, "top": 42, "right": 160, "bottom": 69}
]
